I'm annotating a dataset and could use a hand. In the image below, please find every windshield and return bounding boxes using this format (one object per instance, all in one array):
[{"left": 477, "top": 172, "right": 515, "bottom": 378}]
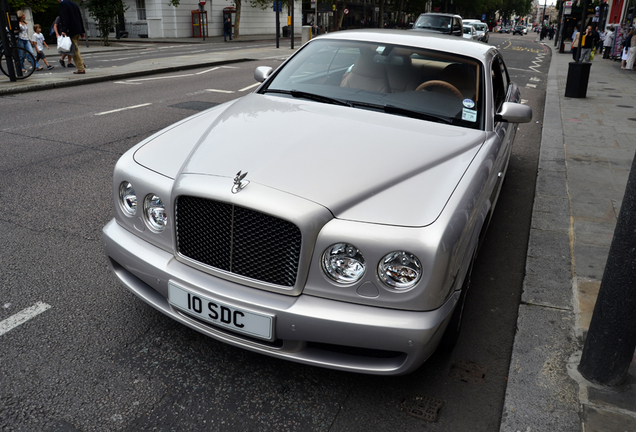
[
  {"left": 463, "top": 26, "right": 472, "bottom": 34},
  {"left": 414, "top": 15, "right": 451, "bottom": 31},
  {"left": 473, "top": 24, "right": 486, "bottom": 32},
  {"left": 260, "top": 39, "right": 483, "bottom": 130}
]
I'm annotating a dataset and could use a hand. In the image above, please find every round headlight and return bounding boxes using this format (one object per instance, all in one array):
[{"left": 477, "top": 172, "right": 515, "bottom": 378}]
[
  {"left": 119, "top": 182, "right": 137, "bottom": 216},
  {"left": 143, "top": 194, "right": 167, "bottom": 232},
  {"left": 378, "top": 251, "right": 422, "bottom": 290},
  {"left": 322, "top": 243, "right": 366, "bottom": 284}
]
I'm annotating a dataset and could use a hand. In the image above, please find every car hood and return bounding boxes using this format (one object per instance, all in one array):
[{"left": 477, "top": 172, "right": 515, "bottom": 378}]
[{"left": 135, "top": 94, "right": 485, "bottom": 227}]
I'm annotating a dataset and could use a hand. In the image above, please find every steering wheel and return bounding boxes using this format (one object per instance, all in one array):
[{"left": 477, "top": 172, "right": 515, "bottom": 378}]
[{"left": 415, "top": 80, "right": 463, "bottom": 99}]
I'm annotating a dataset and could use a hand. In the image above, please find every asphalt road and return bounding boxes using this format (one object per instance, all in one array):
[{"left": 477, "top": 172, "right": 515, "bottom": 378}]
[{"left": 0, "top": 33, "right": 550, "bottom": 432}]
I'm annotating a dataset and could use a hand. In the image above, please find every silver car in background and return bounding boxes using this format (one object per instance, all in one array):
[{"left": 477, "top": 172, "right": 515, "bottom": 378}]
[
  {"left": 472, "top": 22, "right": 490, "bottom": 43},
  {"left": 103, "top": 30, "right": 532, "bottom": 375},
  {"left": 462, "top": 24, "right": 479, "bottom": 41}
]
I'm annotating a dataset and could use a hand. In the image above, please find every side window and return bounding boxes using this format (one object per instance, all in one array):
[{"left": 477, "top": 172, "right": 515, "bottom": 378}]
[
  {"left": 454, "top": 19, "right": 462, "bottom": 33},
  {"left": 491, "top": 56, "right": 506, "bottom": 113}
]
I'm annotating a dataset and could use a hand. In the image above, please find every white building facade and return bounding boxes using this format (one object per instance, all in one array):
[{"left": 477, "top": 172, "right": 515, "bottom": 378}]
[{"left": 114, "top": 0, "right": 302, "bottom": 39}]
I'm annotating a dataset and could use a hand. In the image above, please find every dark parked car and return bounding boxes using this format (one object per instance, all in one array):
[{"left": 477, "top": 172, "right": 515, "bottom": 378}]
[
  {"left": 512, "top": 25, "right": 525, "bottom": 35},
  {"left": 412, "top": 13, "right": 463, "bottom": 37}
]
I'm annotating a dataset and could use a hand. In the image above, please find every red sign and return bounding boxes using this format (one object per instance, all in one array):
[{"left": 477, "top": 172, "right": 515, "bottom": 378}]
[
  {"left": 344, "top": 8, "right": 349, "bottom": 14},
  {"left": 199, "top": 0, "right": 206, "bottom": 5}
]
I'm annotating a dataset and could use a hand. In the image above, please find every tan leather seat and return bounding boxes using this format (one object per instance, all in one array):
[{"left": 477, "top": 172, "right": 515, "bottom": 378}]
[{"left": 340, "top": 54, "right": 391, "bottom": 93}]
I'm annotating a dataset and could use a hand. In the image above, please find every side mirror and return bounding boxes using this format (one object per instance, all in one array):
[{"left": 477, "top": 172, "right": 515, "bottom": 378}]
[
  {"left": 495, "top": 102, "right": 533, "bottom": 123},
  {"left": 254, "top": 66, "right": 274, "bottom": 83}
]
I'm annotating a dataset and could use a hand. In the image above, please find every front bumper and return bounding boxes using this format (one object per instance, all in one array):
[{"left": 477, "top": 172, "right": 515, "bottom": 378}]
[{"left": 102, "top": 219, "right": 458, "bottom": 375}]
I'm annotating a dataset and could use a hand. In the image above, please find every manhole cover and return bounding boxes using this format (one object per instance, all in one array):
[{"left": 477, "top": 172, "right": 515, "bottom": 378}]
[
  {"left": 449, "top": 359, "right": 487, "bottom": 384},
  {"left": 169, "top": 101, "right": 219, "bottom": 111},
  {"left": 400, "top": 395, "right": 444, "bottom": 422}
]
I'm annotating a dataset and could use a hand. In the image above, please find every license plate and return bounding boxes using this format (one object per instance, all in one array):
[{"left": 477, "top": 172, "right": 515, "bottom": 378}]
[{"left": 168, "top": 282, "right": 273, "bottom": 340}]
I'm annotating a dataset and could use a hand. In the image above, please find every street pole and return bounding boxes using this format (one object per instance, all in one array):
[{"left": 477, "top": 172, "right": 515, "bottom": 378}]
[
  {"left": 1, "top": 0, "right": 17, "bottom": 81},
  {"left": 579, "top": 153, "right": 636, "bottom": 386},
  {"left": 290, "top": 0, "right": 294, "bottom": 49},
  {"left": 543, "top": 0, "right": 547, "bottom": 27},
  {"left": 575, "top": 0, "right": 588, "bottom": 63}
]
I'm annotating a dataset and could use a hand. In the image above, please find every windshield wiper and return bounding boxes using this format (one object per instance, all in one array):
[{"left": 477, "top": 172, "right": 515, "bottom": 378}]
[
  {"left": 264, "top": 89, "right": 351, "bottom": 107},
  {"left": 349, "top": 101, "right": 456, "bottom": 125}
]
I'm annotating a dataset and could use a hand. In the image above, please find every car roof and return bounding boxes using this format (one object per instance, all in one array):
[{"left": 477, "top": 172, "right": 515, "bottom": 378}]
[
  {"left": 316, "top": 29, "right": 494, "bottom": 59},
  {"left": 417, "top": 12, "right": 461, "bottom": 18}
]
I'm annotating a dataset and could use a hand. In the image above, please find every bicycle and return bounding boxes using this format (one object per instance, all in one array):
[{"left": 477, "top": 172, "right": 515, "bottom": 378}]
[{"left": 0, "top": 44, "right": 36, "bottom": 79}]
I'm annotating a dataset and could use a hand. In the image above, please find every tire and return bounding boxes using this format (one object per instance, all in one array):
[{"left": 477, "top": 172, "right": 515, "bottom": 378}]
[{"left": 0, "top": 46, "right": 36, "bottom": 79}]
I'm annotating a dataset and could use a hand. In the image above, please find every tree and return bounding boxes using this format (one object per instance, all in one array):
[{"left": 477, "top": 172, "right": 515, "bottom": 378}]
[
  {"left": 8, "top": 0, "right": 57, "bottom": 13},
  {"left": 85, "top": 0, "right": 127, "bottom": 46}
]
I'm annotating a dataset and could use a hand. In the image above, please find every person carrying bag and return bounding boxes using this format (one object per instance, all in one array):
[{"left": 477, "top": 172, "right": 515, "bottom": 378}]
[{"left": 57, "top": 35, "right": 72, "bottom": 52}]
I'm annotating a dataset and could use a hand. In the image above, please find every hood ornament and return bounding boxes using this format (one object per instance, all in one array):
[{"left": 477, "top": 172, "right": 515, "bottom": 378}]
[{"left": 231, "top": 171, "right": 250, "bottom": 194}]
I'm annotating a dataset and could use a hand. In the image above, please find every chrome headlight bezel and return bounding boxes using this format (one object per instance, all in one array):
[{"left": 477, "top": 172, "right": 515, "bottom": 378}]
[
  {"left": 321, "top": 243, "right": 366, "bottom": 285},
  {"left": 118, "top": 181, "right": 137, "bottom": 217},
  {"left": 377, "top": 251, "right": 423, "bottom": 291},
  {"left": 143, "top": 194, "right": 167, "bottom": 232}
]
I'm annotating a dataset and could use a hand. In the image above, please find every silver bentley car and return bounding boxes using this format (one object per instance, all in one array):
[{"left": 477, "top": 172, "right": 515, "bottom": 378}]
[{"left": 103, "top": 30, "right": 532, "bottom": 375}]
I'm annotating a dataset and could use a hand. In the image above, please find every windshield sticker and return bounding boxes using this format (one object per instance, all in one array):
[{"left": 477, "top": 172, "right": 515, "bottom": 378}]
[
  {"left": 463, "top": 99, "right": 475, "bottom": 109},
  {"left": 462, "top": 108, "right": 477, "bottom": 122}
]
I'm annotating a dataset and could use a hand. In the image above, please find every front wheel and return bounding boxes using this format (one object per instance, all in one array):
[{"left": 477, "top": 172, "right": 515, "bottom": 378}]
[{"left": 0, "top": 46, "right": 36, "bottom": 79}]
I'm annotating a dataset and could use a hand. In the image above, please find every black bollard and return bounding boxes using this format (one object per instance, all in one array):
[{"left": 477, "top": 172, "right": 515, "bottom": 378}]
[{"left": 579, "top": 154, "right": 636, "bottom": 386}]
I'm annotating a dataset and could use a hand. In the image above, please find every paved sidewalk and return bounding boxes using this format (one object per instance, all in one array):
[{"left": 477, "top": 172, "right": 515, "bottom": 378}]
[
  {"left": 501, "top": 43, "right": 636, "bottom": 431},
  {"left": 0, "top": 34, "right": 299, "bottom": 95}
]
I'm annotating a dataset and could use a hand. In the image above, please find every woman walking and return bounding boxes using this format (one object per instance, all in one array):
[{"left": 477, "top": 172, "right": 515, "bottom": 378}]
[{"left": 17, "top": 11, "right": 40, "bottom": 71}]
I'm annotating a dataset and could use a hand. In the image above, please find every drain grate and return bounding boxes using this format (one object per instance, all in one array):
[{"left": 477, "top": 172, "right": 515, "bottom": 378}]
[
  {"left": 617, "top": 105, "right": 634, "bottom": 108},
  {"left": 400, "top": 395, "right": 444, "bottom": 422},
  {"left": 449, "top": 359, "right": 487, "bottom": 384}
]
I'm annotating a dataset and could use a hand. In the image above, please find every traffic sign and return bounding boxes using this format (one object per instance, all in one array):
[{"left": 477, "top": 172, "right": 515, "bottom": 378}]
[
  {"left": 344, "top": 8, "right": 349, "bottom": 14},
  {"left": 199, "top": 0, "right": 206, "bottom": 5}
]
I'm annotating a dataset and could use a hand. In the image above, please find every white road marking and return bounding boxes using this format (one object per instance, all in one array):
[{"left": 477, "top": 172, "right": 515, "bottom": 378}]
[
  {"left": 525, "top": 83, "right": 537, "bottom": 88},
  {"left": 95, "top": 103, "right": 152, "bottom": 116},
  {"left": 0, "top": 302, "right": 51, "bottom": 336},
  {"left": 205, "top": 89, "right": 235, "bottom": 93},
  {"left": 195, "top": 67, "right": 221, "bottom": 74},
  {"left": 239, "top": 82, "right": 260, "bottom": 92},
  {"left": 521, "top": 99, "right": 529, "bottom": 104},
  {"left": 114, "top": 66, "right": 237, "bottom": 84},
  {"left": 530, "top": 77, "right": 541, "bottom": 82}
]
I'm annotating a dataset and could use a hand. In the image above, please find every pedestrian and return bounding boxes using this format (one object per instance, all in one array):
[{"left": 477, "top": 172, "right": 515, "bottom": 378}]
[
  {"left": 31, "top": 24, "right": 54, "bottom": 70},
  {"left": 571, "top": 28, "right": 580, "bottom": 61},
  {"left": 621, "top": 30, "right": 633, "bottom": 69},
  {"left": 16, "top": 11, "right": 40, "bottom": 71},
  {"left": 223, "top": 18, "right": 232, "bottom": 42},
  {"left": 540, "top": 26, "right": 547, "bottom": 41},
  {"left": 579, "top": 26, "right": 594, "bottom": 62},
  {"left": 597, "top": 26, "right": 605, "bottom": 54},
  {"left": 57, "top": 0, "right": 86, "bottom": 74},
  {"left": 53, "top": 16, "right": 75, "bottom": 68},
  {"left": 603, "top": 25, "right": 614, "bottom": 59},
  {"left": 625, "top": 29, "right": 636, "bottom": 70},
  {"left": 548, "top": 26, "right": 555, "bottom": 40}
]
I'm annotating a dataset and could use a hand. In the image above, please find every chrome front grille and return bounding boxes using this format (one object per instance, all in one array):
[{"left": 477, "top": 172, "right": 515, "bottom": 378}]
[{"left": 175, "top": 196, "right": 302, "bottom": 287}]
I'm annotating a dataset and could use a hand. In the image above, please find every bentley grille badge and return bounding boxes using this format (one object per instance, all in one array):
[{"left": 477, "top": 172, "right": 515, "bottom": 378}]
[{"left": 232, "top": 171, "right": 250, "bottom": 194}]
